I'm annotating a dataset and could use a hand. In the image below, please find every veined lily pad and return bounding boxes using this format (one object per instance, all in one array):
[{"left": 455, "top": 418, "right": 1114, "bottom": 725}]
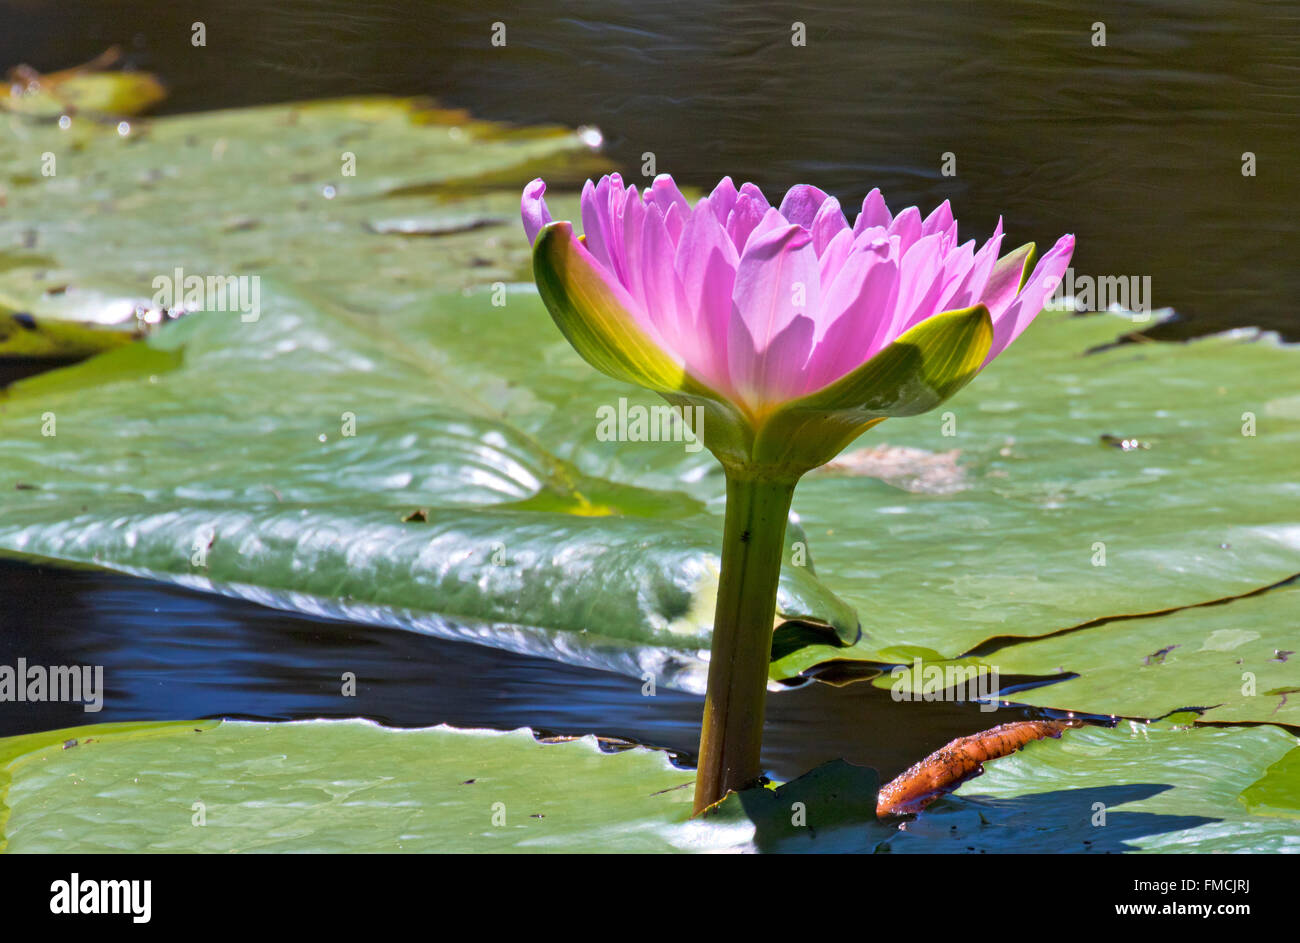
[
  {"left": 771, "top": 311, "right": 1300, "bottom": 676},
  {"left": 880, "top": 583, "right": 1300, "bottom": 726}
]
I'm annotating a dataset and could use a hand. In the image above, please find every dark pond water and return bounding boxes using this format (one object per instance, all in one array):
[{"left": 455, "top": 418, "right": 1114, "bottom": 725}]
[
  {"left": 0, "top": 1, "right": 1289, "bottom": 774},
  {"left": 0, "top": 557, "right": 1061, "bottom": 783},
  {"left": 8, "top": 0, "right": 1298, "bottom": 339}
]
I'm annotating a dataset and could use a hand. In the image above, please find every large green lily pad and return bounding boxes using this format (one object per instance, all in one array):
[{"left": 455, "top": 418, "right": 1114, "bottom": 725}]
[
  {"left": 0, "top": 720, "right": 713, "bottom": 853},
  {"left": 881, "top": 583, "right": 1300, "bottom": 726},
  {"left": 772, "top": 311, "right": 1300, "bottom": 675},
  {"left": 0, "top": 280, "right": 856, "bottom": 686},
  {"left": 7, "top": 719, "right": 1291, "bottom": 853},
  {"left": 0, "top": 95, "right": 604, "bottom": 355}
]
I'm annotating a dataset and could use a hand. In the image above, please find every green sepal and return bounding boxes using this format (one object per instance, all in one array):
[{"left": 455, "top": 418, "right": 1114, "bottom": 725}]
[
  {"left": 750, "top": 304, "right": 993, "bottom": 474},
  {"left": 532, "top": 221, "right": 756, "bottom": 466}
]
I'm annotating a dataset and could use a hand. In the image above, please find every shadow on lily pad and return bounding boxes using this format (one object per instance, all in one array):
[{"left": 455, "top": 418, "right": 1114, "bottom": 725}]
[{"left": 881, "top": 784, "right": 1215, "bottom": 853}]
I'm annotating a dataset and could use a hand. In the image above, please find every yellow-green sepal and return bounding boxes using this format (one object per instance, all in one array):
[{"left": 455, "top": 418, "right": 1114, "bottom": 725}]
[
  {"left": 989, "top": 242, "right": 1036, "bottom": 295},
  {"left": 750, "top": 304, "right": 993, "bottom": 474},
  {"left": 532, "top": 220, "right": 757, "bottom": 466},
  {"left": 533, "top": 221, "right": 689, "bottom": 394}
]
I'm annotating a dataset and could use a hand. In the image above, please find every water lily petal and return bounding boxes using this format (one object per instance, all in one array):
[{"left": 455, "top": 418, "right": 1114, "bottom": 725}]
[
  {"left": 580, "top": 178, "right": 614, "bottom": 271},
  {"left": 986, "top": 234, "right": 1074, "bottom": 362},
  {"left": 887, "top": 232, "right": 946, "bottom": 340},
  {"left": 811, "top": 196, "right": 849, "bottom": 255},
  {"left": 619, "top": 185, "right": 647, "bottom": 308},
  {"left": 853, "top": 188, "right": 892, "bottom": 235},
  {"left": 726, "top": 191, "right": 770, "bottom": 254},
  {"left": 752, "top": 304, "right": 993, "bottom": 472},
  {"left": 533, "top": 219, "right": 757, "bottom": 470},
  {"left": 732, "top": 224, "right": 821, "bottom": 352},
  {"left": 888, "top": 206, "right": 923, "bottom": 254},
  {"left": 675, "top": 197, "right": 740, "bottom": 393},
  {"left": 639, "top": 205, "right": 691, "bottom": 352},
  {"left": 806, "top": 248, "right": 900, "bottom": 390},
  {"left": 921, "top": 199, "right": 954, "bottom": 237},
  {"left": 532, "top": 221, "right": 684, "bottom": 393},
  {"left": 779, "top": 184, "right": 832, "bottom": 230},
  {"left": 728, "top": 312, "right": 816, "bottom": 414},
  {"left": 648, "top": 173, "right": 690, "bottom": 221},
  {"left": 946, "top": 217, "right": 1004, "bottom": 310},
  {"left": 979, "top": 241, "right": 1036, "bottom": 318},
  {"left": 817, "top": 227, "right": 855, "bottom": 293},
  {"left": 521, "top": 178, "right": 554, "bottom": 245},
  {"left": 708, "top": 176, "right": 739, "bottom": 226}
]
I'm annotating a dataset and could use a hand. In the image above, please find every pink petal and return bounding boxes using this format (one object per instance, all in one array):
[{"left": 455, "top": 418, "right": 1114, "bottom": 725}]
[
  {"left": 936, "top": 239, "right": 977, "bottom": 307},
  {"left": 580, "top": 178, "right": 614, "bottom": 270},
  {"left": 662, "top": 200, "right": 687, "bottom": 246},
  {"left": 921, "top": 199, "right": 954, "bottom": 238},
  {"left": 811, "top": 196, "right": 849, "bottom": 255},
  {"left": 521, "top": 178, "right": 553, "bottom": 245},
  {"left": 805, "top": 243, "right": 900, "bottom": 390},
  {"left": 638, "top": 205, "right": 692, "bottom": 352},
  {"left": 708, "top": 176, "right": 739, "bottom": 226},
  {"left": 817, "top": 228, "right": 855, "bottom": 293},
  {"left": 731, "top": 224, "right": 821, "bottom": 352},
  {"left": 675, "top": 198, "right": 740, "bottom": 393},
  {"left": 620, "top": 185, "right": 647, "bottom": 307},
  {"left": 980, "top": 242, "right": 1036, "bottom": 319},
  {"left": 946, "top": 218, "right": 1004, "bottom": 310},
  {"left": 728, "top": 313, "right": 816, "bottom": 410},
  {"left": 778, "top": 184, "right": 832, "bottom": 230},
  {"left": 888, "top": 206, "right": 923, "bottom": 255},
  {"left": 725, "top": 192, "right": 769, "bottom": 255},
  {"left": 986, "top": 234, "right": 1074, "bottom": 362},
  {"left": 647, "top": 174, "right": 690, "bottom": 220},
  {"left": 887, "top": 233, "right": 945, "bottom": 339},
  {"left": 738, "top": 181, "right": 771, "bottom": 208},
  {"left": 606, "top": 180, "right": 636, "bottom": 284},
  {"left": 852, "top": 188, "right": 892, "bottom": 235}
]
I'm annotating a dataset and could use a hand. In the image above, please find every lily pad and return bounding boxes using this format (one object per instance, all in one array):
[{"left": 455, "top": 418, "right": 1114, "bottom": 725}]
[
  {"left": 4, "top": 719, "right": 1294, "bottom": 853},
  {"left": 900, "top": 583, "right": 1300, "bottom": 726},
  {"left": 1238, "top": 745, "right": 1300, "bottom": 819},
  {"left": 2, "top": 49, "right": 166, "bottom": 119},
  {"left": 772, "top": 312, "right": 1300, "bottom": 675},
  {"left": 3, "top": 719, "right": 890, "bottom": 853},
  {"left": 0, "top": 719, "right": 716, "bottom": 853},
  {"left": 703, "top": 759, "right": 895, "bottom": 853},
  {"left": 0, "top": 96, "right": 604, "bottom": 355},
  {"left": 0, "top": 280, "right": 856, "bottom": 687}
]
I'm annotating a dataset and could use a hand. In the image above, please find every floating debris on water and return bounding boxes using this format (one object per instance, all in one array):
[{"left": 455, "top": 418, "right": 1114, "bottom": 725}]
[{"left": 1099, "top": 434, "right": 1150, "bottom": 451}]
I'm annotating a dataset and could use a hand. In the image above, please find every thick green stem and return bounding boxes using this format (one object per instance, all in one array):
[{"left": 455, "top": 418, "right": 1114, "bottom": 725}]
[{"left": 693, "top": 471, "right": 797, "bottom": 814}]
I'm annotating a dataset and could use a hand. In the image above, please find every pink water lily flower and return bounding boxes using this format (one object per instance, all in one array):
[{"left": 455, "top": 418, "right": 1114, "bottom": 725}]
[
  {"left": 523, "top": 172, "right": 1075, "bottom": 812},
  {"left": 524, "top": 173, "right": 1072, "bottom": 475}
]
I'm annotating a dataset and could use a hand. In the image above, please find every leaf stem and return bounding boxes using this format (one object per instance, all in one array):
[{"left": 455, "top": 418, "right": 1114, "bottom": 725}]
[{"left": 693, "top": 471, "right": 797, "bottom": 814}]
